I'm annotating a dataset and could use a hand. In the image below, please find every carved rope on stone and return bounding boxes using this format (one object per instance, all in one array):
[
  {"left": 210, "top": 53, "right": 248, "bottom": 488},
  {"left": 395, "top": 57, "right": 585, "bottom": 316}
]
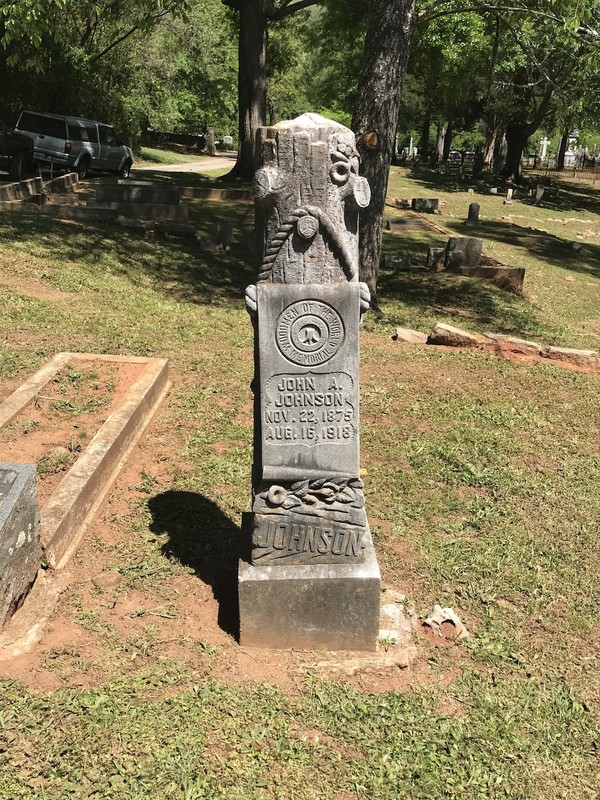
[{"left": 258, "top": 205, "right": 358, "bottom": 283}]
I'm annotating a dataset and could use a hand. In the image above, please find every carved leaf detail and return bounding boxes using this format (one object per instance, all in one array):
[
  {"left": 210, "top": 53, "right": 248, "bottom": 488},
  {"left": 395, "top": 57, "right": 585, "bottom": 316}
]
[
  {"left": 290, "top": 479, "right": 310, "bottom": 497},
  {"left": 337, "top": 487, "right": 356, "bottom": 504},
  {"left": 282, "top": 496, "right": 302, "bottom": 509}
]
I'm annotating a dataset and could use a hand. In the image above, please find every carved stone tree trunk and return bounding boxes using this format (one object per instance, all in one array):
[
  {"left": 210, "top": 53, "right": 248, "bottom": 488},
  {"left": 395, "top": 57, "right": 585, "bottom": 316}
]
[
  {"left": 239, "top": 113, "right": 381, "bottom": 651},
  {"left": 352, "top": 0, "right": 416, "bottom": 303}
]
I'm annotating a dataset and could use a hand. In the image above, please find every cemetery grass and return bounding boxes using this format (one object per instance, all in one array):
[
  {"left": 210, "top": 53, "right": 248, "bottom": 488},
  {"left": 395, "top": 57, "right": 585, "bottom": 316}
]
[
  {"left": 380, "top": 168, "right": 600, "bottom": 350},
  {"left": 137, "top": 147, "right": 211, "bottom": 167},
  {"left": 0, "top": 184, "right": 598, "bottom": 799}
]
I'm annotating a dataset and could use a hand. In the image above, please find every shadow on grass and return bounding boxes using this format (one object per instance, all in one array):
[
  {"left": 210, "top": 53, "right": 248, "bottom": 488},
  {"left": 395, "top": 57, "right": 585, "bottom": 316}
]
[
  {"left": 378, "top": 267, "right": 537, "bottom": 334},
  {"left": 401, "top": 166, "right": 600, "bottom": 216},
  {"left": 443, "top": 219, "right": 600, "bottom": 279},
  {"left": 148, "top": 490, "right": 241, "bottom": 640},
  {"left": 0, "top": 201, "right": 256, "bottom": 307}
]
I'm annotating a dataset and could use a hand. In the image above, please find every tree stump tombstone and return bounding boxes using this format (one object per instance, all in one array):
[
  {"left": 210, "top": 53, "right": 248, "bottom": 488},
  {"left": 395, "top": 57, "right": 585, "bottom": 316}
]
[{"left": 239, "top": 114, "right": 381, "bottom": 650}]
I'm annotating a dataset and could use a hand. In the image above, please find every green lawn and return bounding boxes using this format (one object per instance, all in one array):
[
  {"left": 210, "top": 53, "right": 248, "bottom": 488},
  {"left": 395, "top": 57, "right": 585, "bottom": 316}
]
[
  {"left": 0, "top": 169, "right": 598, "bottom": 799},
  {"left": 138, "top": 146, "right": 210, "bottom": 166}
]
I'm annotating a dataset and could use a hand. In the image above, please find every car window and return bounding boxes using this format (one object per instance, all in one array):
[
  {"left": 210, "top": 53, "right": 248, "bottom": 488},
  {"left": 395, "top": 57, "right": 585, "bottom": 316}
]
[
  {"left": 68, "top": 123, "right": 85, "bottom": 141},
  {"left": 18, "top": 112, "right": 66, "bottom": 139},
  {"left": 98, "top": 126, "right": 118, "bottom": 145}
]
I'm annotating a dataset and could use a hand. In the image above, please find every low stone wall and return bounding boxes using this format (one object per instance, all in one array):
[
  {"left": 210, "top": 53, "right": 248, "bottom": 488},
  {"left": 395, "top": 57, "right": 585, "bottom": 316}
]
[{"left": 393, "top": 322, "right": 600, "bottom": 372}]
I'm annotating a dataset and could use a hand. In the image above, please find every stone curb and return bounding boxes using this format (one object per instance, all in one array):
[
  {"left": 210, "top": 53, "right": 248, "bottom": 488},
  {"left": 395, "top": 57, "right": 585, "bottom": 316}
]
[
  {"left": 393, "top": 324, "right": 599, "bottom": 372},
  {"left": 0, "top": 353, "right": 170, "bottom": 569},
  {"left": 0, "top": 353, "right": 170, "bottom": 656}
]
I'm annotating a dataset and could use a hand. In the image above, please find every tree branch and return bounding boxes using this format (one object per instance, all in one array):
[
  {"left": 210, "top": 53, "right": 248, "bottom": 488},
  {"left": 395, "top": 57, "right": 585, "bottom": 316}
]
[
  {"left": 90, "top": 8, "right": 170, "bottom": 63},
  {"left": 272, "top": 0, "right": 321, "bottom": 20}
]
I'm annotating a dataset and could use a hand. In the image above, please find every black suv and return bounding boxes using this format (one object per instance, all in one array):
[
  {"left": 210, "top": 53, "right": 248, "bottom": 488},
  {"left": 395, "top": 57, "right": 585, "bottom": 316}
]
[{"left": 0, "top": 118, "right": 34, "bottom": 181}]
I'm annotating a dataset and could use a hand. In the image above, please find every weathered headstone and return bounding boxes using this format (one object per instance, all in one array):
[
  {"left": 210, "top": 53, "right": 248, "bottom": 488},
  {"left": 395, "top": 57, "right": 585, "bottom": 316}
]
[
  {"left": 535, "top": 185, "right": 545, "bottom": 205},
  {"left": 426, "top": 247, "right": 446, "bottom": 271},
  {"left": 445, "top": 236, "right": 483, "bottom": 270},
  {"left": 411, "top": 198, "right": 439, "bottom": 214},
  {"left": 0, "top": 464, "right": 41, "bottom": 630},
  {"left": 239, "top": 113, "right": 381, "bottom": 650},
  {"left": 465, "top": 202, "right": 480, "bottom": 226}
]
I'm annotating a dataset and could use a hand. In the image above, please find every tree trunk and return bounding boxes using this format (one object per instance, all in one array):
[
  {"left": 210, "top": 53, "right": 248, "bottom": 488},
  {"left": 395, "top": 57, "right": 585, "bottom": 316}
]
[
  {"left": 442, "top": 120, "right": 453, "bottom": 163},
  {"left": 501, "top": 123, "right": 529, "bottom": 182},
  {"left": 557, "top": 125, "right": 569, "bottom": 170},
  {"left": 228, "top": 0, "right": 267, "bottom": 179},
  {"left": 419, "top": 113, "right": 430, "bottom": 162},
  {"left": 352, "top": 0, "right": 416, "bottom": 303}
]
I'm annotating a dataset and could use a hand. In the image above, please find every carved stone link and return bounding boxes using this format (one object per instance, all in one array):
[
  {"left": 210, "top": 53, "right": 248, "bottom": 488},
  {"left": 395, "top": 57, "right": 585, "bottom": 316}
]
[
  {"left": 359, "top": 282, "right": 371, "bottom": 314},
  {"left": 258, "top": 205, "right": 358, "bottom": 283},
  {"left": 245, "top": 284, "right": 257, "bottom": 315}
]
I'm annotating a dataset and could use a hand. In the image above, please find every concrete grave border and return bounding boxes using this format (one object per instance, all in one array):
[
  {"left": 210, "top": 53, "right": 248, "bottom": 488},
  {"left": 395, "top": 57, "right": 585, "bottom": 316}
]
[{"left": 0, "top": 352, "right": 170, "bottom": 569}]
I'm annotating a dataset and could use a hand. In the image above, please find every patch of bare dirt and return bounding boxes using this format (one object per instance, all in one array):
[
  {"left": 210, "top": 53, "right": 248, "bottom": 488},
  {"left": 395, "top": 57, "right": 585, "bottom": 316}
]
[
  {"left": 0, "top": 358, "right": 147, "bottom": 504},
  {"left": 0, "top": 367, "right": 468, "bottom": 698},
  {"left": 3, "top": 273, "right": 70, "bottom": 302}
]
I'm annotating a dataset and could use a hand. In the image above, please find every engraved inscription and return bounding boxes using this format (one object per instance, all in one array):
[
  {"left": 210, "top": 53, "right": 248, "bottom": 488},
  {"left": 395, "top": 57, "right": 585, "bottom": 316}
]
[
  {"left": 253, "top": 517, "right": 366, "bottom": 564},
  {"left": 276, "top": 300, "right": 344, "bottom": 366},
  {"left": 264, "top": 372, "right": 355, "bottom": 446}
]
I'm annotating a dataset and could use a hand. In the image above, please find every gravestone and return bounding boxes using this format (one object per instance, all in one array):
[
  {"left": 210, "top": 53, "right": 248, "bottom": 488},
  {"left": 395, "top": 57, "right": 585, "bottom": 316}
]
[
  {"left": 411, "top": 198, "right": 439, "bottom": 213},
  {"left": 426, "top": 247, "right": 446, "bottom": 271},
  {"left": 445, "top": 236, "right": 483, "bottom": 270},
  {"left": 0, "top": 464, "right": 41, "bottom": 630},
  {"left": 239, "top": 113, "right": 381, "bottom": 651},
  {"left": 465, "top": 202, "right": 480, "bottom": 226},
  {"left": 535, "top": 185, "right": 545, "bottom": 205}
]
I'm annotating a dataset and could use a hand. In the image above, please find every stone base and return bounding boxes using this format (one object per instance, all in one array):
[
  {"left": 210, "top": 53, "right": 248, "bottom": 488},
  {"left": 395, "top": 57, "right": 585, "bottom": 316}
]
[{"left": 239, "top": 530, "right": 380, "bottom": 651}]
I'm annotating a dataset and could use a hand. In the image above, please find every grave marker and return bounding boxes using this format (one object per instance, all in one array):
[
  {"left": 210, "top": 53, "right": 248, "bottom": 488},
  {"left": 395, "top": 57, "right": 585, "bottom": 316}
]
[
  {"left": 465, "top": 202, "right": 480, "bottom": 226},
  {"left": 0, "top": 464, "right": 40, "bottom": 630},
  {"left": 239, "top": 114, "right": 381, "bottom": 650}
]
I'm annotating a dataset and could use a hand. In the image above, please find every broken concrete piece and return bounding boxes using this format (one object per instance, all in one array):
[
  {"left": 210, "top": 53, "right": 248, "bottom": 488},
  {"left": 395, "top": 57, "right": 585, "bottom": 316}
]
[
  {"left": 393, "top": 327, "right": 428, "bottom": 344},
  {"left": 423, "top": 605, "right": 469, "bottom": 640},
  {"left": 427, "top": 323, "right": 482, "bottom": 348},
  {"left": 118, "top": 217, "right": 154, "bottom": 233},
  {"left": 459, "top": 264, "right": 525, "bottom": 294}
]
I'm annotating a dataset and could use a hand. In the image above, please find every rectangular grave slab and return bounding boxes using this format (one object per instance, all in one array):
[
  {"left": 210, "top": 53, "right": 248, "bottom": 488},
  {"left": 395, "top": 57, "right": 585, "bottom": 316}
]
[
  {"left": 96, "top": 182, "right": 180, "bottom": 205},
  {"left": 0, "top": 464, "right": 41, "bottom": 630},
  {"left": 239, "top": 113, "right": 381, "bottom": 650}
]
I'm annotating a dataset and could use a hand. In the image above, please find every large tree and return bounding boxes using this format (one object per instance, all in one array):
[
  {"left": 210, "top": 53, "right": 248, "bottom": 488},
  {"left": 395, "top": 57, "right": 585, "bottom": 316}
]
[
  {"left": 352, "top": 0, "right": 600, "bottom": 296},
  {"left": 222, "top": 0, "right": 321, "bottom": 178},
  {"left": 352, "top": 0, "right": 416, "bottom": 302}
]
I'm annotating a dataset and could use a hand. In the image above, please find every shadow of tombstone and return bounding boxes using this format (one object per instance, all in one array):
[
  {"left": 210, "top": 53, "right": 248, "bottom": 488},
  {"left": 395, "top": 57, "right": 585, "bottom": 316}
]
[{"left": 147, "top": 490, "right": 241, "bottom": 640}]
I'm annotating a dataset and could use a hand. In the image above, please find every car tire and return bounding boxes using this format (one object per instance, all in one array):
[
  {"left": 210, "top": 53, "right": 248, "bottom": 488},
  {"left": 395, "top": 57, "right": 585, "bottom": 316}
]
[
  {"left": 8, "top": 151, "right": 25, "bottom": 182},
  {"left": 76, "top": 159, "right": 90, "bottom": 180},
  {"left": 118, "top": 160, "right": 132, "bottom": 178}
]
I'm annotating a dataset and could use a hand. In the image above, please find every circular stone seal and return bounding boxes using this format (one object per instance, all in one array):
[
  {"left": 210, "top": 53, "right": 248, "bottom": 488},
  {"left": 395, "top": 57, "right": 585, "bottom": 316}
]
[
  {"left": 276, "top": 300, "right": 345, "bottom": 366},
  {"left": 296, "top": 213, "right": 319, "bottom": 240}
]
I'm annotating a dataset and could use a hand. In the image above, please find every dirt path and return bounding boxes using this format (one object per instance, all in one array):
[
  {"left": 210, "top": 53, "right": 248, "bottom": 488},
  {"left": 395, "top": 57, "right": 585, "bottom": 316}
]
[{"left": 134, "top": 156, "right": 236, "bottom": 174}]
